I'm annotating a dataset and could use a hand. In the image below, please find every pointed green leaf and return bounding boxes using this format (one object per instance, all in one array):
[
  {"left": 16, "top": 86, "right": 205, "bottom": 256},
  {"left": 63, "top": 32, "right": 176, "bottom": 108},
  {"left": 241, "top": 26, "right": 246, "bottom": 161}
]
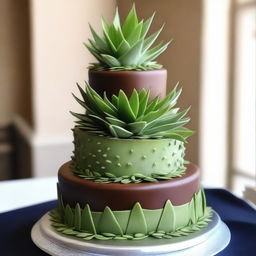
[
  {"left": 118, "top": 39, "right": 144, "bottom": 65},
  {"left": 101, "top": 18, "right": 117, "bottom": 53},
  {"left": 103, "top": 92, "right": 117, "bottom": 111},
  {"left": 93, "top": 95, "right": 117, "bottom": 116},
  {"left": 74, "top": 204, "right": 81, "bottom": 230},
  {"left": 143, "top": 119, "right": 190, "bottom": 134},
  {"left": 137, "top": 90, "right": 150, "bottom": 117},
  {"left": 129, "top": 90, "right": 139, "bottom": 117},
  {"left": 89, "top": 114, "right": 110, "bottom": 127},
  {"left": 201, "top": 188, "right": 207, "bottom": 215},
  {"left": 195, "top": 189, "right": 203, "bottom": 219},
  {"left": 118, "top": 90, "right": 136, "bottom": 123},
  {"left": 154, "top": 83, "right": 179, "bottom": 110},
  {"left": 84, "top": 43, "right": 106, "bottom": 63},
  {"left": 142, "top": 25, "right": 164, "bottom": 52},
  {"left": 127, "top": 121, "right": 147, "bottom": 134},
  {"left": 160, "top": 132, "right": 185, "bottom": 142},
  {"left": 157, "top": 200, "right": 176, "bottom": 232},
  {"left": 105, "top": 117, "right": 126, "bottom": 127},
  {"left": 81, "top": 204, "right": 96, "bottom": 234},
  {"left": 143, "top": 41, "right": 172, "bottom": 62},
  {"left": 70, "top": 112, "right": 93, "bottom": 123},
  {"left": 111, "top": 94, "right": 119, "bottom": 108},
  {"left": 143, "top": 106, "right": 169, "bottom": 122},
  {"left": 64, "top": 205, "right": 74, "bottom": 227},
  {"left": 98, "top": 207, "right": 123, "bottom": 235},
  {"left": 116, "top": 39, "right": 131, "bottom": 56},
  {"left": 126, "top": 203, "right": 147, "bottom": 235},
  {"left": 140, "top": 12, "right": 155, "bottom": 38},
  {"left": 89, "top": 24, "right": 109, "bottom": 52},
  {"left": 126, "top": 21, "right": 143, "bottom": 46},
  {"left": 122, "top": 4, "right": 138, "bottom": 39},
  {"left": 109, "top": 125, "right": 133, "bottom": 138},
  {"left": 113, "top": 8, "right": 121, "bottom": 30},
  {"left": 76, "top": 83, "right": 87, "bottom": 101},
  {"left": 145, "top": 95, "right": 160, "bottom": 114},
  {"left": 101, "top": 54, "right": 121, "bottom": 67}
]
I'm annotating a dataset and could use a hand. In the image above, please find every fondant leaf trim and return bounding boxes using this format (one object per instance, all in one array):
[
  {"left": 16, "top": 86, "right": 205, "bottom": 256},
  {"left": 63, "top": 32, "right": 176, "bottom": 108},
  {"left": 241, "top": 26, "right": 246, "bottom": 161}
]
[
  {"left": 50, "top": 189, "right": 212, "bottom": 241},
  {"left": 71, "top": 161, "right": 186, "bottom": 183},
  {"left": 50, "top": 206, "right": 212, "bottom": 241}
]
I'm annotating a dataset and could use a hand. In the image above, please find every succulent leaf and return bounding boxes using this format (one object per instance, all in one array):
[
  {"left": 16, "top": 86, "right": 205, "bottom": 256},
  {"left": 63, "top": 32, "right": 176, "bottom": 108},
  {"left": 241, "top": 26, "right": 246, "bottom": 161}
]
[
  {"left": 118, "top": 90, "right": 136, "bottom": 123},
  {"left": 86, "top": 5, "right": 170, "bottom": 70},
  {"left": 129, "top": 90, "right": 139, "bottom": 117},
  {"left": 71, "top": 84, "right": 193, "bottom": 141}
]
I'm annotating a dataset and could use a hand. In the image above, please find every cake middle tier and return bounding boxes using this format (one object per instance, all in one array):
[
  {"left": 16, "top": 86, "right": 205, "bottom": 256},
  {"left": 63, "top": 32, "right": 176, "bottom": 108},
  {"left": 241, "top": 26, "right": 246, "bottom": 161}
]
[
  {"left": 73, "top": 128, "right": 185, "bottom": 178},
  {"left": 58, "top": 162, "right": 200, "bottom": 211}
]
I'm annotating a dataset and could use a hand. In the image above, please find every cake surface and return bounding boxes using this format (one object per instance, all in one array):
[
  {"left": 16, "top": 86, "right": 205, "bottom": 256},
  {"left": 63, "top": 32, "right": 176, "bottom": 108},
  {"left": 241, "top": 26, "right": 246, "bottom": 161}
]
[
  {"left": 50, "top": 4, "right": 212, "bottom": 242},
  {"left": 72, "top": 129, "right": 185, "bottom": 181}
]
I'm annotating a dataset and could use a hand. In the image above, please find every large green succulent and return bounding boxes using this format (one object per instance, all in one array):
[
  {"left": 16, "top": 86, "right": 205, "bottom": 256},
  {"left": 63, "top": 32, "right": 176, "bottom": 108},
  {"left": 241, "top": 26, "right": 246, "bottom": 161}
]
[
  {"left": 85, "top": 5, "right": 171, "bottom": 71},
  {"left": 71, "top": 84, "right": 193, "bottom": 142}
]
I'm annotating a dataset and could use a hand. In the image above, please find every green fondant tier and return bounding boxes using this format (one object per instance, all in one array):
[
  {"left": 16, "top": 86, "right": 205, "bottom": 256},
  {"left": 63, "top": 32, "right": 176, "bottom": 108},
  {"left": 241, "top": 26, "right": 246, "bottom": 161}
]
[
  {"left": 73, "top": 128, "right": 185, "bottom": 179},
  {"left": 51, "top": 188, "right": 212, "bottom": 241}
]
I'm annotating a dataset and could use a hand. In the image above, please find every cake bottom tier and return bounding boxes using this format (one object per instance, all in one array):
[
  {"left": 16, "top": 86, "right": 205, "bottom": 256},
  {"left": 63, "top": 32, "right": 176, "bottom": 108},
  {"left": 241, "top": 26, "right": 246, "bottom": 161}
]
[{"left": 51, "top": 163, "right": 212, "bottom": 241}]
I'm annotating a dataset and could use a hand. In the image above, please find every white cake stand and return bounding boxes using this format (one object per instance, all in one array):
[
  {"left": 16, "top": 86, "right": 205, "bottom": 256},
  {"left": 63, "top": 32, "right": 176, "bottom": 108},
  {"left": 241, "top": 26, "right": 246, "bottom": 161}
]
[{"left": 31, "top": 210, "right": 230, "bottom": 256}]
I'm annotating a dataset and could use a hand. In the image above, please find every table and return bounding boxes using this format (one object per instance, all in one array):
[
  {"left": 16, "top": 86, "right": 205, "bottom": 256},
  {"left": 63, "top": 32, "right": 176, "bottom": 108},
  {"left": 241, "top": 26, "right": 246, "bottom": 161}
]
[{"left": 1, "top": 178, "right": 255, "bottom": 256}]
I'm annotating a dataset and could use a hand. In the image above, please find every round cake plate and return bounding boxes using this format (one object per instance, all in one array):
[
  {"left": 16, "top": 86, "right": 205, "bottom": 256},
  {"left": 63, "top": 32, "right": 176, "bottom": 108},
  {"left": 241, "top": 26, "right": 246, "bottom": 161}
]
[{"left": 31, "top": 210, "right": 230, "bottom": 256}]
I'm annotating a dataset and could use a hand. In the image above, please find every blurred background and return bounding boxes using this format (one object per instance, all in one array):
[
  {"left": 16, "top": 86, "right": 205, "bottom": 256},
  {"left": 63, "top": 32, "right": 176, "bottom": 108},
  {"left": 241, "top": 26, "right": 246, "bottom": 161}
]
[{"left": 0, "top": 0, "right": 255, "bottom": 198}]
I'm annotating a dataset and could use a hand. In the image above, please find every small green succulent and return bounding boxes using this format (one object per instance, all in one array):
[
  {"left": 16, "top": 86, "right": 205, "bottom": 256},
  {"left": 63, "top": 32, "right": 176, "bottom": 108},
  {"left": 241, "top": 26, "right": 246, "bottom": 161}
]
[
  {"left": 71, "top": 84, "right": 193, "bottom": 142},
  {"left": 85, "top": 5, "right": 171, "bottom": 71}
]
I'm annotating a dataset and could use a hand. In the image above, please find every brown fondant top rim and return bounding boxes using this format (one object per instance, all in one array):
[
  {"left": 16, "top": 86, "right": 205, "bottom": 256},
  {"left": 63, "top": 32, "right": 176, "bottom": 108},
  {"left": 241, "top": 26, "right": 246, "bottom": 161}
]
[{"left": 88, "top": 69, "right": 167, "bottom": 74}]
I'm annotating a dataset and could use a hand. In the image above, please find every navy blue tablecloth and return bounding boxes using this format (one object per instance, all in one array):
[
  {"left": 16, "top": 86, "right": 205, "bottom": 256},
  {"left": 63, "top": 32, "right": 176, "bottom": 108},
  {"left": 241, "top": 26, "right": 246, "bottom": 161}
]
[{"left": 1, "top": 189, "right": 256, "bottom": 256}]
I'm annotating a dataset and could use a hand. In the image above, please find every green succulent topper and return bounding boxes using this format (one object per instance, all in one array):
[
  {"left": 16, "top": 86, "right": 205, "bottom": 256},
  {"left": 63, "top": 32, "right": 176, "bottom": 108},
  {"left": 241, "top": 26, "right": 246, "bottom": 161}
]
[
  {"left": 71, "top": 84, "right": 193, "bottom": 142},
  {"left": 85, "top": 5, "right": 171, "bottom": 71}
]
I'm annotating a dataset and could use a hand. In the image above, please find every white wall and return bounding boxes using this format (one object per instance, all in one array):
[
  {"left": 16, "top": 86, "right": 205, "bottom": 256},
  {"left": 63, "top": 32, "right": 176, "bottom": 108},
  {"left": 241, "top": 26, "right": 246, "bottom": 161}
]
[
  {"left": 28, "top": 0, "right": 116, "bottom": 176},
  {"left": 200, "top": 0, "right": 231, "bottom": 187}
]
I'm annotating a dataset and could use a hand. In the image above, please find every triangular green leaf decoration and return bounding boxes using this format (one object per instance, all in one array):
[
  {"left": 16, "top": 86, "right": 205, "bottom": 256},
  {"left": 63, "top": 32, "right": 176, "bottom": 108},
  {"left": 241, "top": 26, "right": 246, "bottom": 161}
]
[
  {"left": 157, "top": 200, "right": 176, "bottom": 232},
  {"left": 129, "top": 89, "right": 139, "bottom": 117},
  {"left": 97, "top": 207, "right": 123, "bottom": 235},
  {"left": 118, "top": 90, "right": 136, "bottom": 123},
  {"left": 195, "top": 189, "right": 203, "bottom": 219},
  {"left": 81, "top": 204, "right": 96, "bottom": 234},
  {"left": 189, "top": 195, "right": 196, "bottom": 224},
  {"left": 64, "top": 205, "right": 74, "bottom": 227},
  {"left": 125, "top": 203, "right": 147, "bottom": 235},
  {"left": 201, "top": 188, "right": 207, "bottom": 215},
  {"left": 74, "top": 203, "right": 81, "bottom": 230}
]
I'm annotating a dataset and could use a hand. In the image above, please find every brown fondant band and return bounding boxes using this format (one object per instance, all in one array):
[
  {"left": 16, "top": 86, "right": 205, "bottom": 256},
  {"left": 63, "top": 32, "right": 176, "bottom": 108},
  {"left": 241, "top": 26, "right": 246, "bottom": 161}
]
[
  {"left": 88, "top": 69, "right": 167, "bottom": 100},
  {"left": 58, "top": 162, "right": 200, "bottom": 211}
]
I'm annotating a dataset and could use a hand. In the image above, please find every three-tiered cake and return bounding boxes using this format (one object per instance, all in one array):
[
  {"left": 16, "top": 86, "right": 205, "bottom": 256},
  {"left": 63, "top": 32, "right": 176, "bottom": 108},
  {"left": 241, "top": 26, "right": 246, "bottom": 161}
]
[{"left": 50, "top": 5, "right": 212, "bottom": 242}]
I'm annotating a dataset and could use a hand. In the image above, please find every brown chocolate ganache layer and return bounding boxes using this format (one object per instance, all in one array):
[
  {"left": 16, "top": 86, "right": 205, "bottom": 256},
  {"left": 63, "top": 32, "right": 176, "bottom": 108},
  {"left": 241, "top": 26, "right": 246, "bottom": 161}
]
[
  {"left": 88, "top": 69, "right": 167, "bottom": 100},
  {"left": 58, "top": 162, "right": 200, "bottom": 211}
]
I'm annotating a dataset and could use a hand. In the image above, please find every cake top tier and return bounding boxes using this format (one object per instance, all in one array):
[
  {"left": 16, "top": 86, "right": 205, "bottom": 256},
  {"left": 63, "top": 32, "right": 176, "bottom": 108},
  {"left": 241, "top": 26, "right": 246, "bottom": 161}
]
[{"left": 85, "top": 5, "right": 171, "bottom": 71}]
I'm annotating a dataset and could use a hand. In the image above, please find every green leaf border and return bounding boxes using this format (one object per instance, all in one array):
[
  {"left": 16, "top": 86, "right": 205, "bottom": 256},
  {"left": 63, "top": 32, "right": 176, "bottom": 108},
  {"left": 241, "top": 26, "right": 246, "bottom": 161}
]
[
  {"left": 50, "top": 191, "right": 212, "bottom": 241},
  {"left": 70, "top": 160, "right": 186, "bottom": 183}
]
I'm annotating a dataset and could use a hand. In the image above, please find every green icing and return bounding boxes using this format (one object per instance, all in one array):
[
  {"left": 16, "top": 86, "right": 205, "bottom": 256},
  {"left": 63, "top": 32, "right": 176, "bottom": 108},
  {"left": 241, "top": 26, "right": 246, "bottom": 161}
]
[
  {"left": 72, "top": 129, "right": 185, "bottom": 179},
  {"left": 157, "top": 200, "right": 176, "bottom": 232},
  {"left": 126, "top": 203, "right": 147, "bottom": 235},
  {"left": 113, "top": 211, "right": 130, "bottom": 233},
  {"left": 51, "top": 188, "right": 212, "bottom": 241}
]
